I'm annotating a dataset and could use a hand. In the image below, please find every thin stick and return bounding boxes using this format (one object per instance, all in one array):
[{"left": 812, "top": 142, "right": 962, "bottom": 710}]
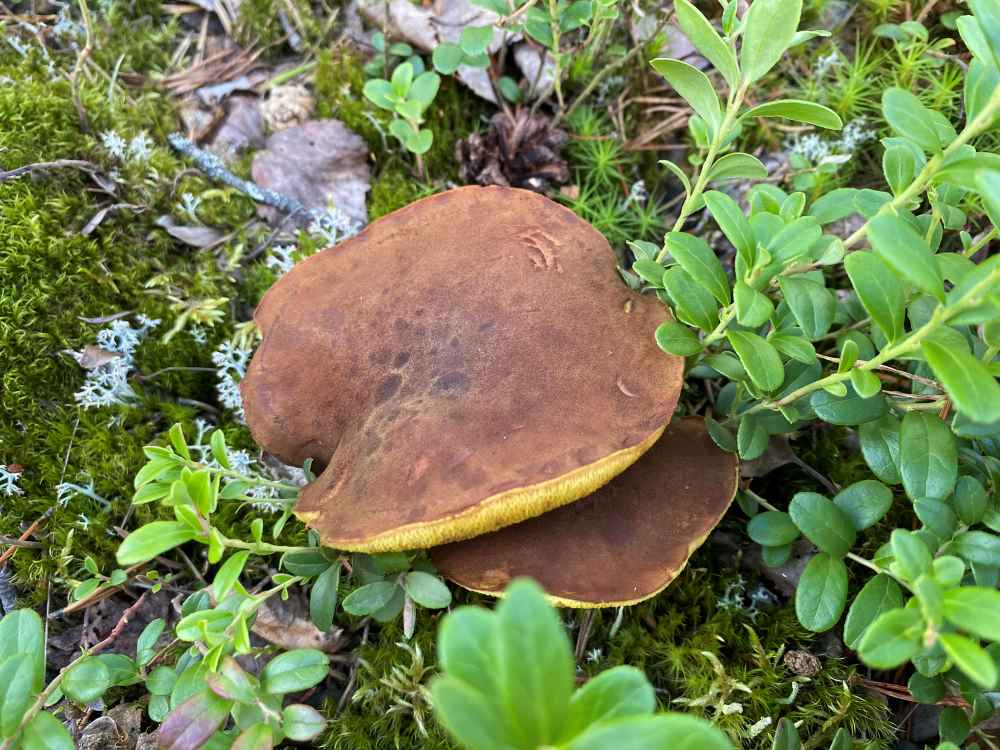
[
  {"left": 0, "top": 509, "right": 53, "bottom": 566},
  {"left": 0, "top": 159, "right": 100, "bottom": 183},
  {"left": 574, "top": 610, "right": 596, "bottom": 662},
  {"left": 815, "top": 354, "right": 941, "bottom": 390},
  {"left": 496, "top": 0, "right": 539, "bottom": 27},
  {"left": 166, "top": 133, "right": 309, "bottom": 218},
  {"left": 70, "top": 0, "right": 95, "bottom": 131}
]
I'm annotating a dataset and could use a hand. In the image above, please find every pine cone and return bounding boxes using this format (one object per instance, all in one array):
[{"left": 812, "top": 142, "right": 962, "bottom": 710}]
[{"left": 456, "top": 109, "right": 569, "bottom": 193}]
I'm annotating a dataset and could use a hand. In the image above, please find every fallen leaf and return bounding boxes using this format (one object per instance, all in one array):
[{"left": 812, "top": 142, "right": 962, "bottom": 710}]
[
  {"left": 178, "top": 95, "right": 224, "bottom": 143},
  {"left": 72, "top": 345, "right": 122, "bottom": 369},
  {"left": 739, "top": 436, "right": 797, "bottom": 478},
  {"left": 251, "top": 119, "right": 370, "bottom": 229},
  {"left": 357, "top": 0, "right": 504, "bottom": 102},
  {"left": 205, "top": 95, "right": 266, "bottom": 162},
  {"left": 82, "top": 203, "right": 144, "bottom": 236},
  {"left": 154, "top": 215, "right": 227, "bottom": 248},
  {"left": 197, "top": 72, "right": 267, "bottom": 107},
  {"left": 513, "top": 44, "right": 555, "bottom": 100},
  {"left": 357, "top": 0, "right": 437, "bottom": 50},
  {"left": 252, "top": 591, "right": 345, "bottom": 653}
]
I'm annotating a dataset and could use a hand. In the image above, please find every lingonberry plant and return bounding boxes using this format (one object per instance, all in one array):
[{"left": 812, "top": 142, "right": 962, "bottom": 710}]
[
  {"left": 363, "top": 61, "right": 441, "bottom": 161},
  {"left": 430, "top": 579, "right": 735, "bottom": 750},
  {"left": 636, "top": 0, "right": 1000, "bottom": 740},
  {"left": 0, "top": 424, "right": 456, "bottom": 748}
]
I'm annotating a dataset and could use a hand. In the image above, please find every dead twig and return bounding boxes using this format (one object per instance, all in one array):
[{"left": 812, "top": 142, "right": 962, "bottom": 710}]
[
  {"left": 815, "top": 353, "right": 942, "bottom": 391},
  {"left": 161, "top": 44, "right": 265, "bottom": 96},
  {"left": 0, "top": 509, "right": 53, "bottom": 567},
  {"left": 167, "top": 133, "right": 309, "bottom": 218},
  {"left": 0, "top": 536, "right": 43, "bottom": 549},
  {"left": 853, "top": 676, "right": 970, "bottom": 708},
  {"left": 335, "top": 621, "right": 369, "bottom": 717},
  {"left": 573, "top": 610, "right": 596, "bottom": 663},
  {"left": 0, "top": 159, "right": 101, "bottom": 184},
  {"left": 87, "top": 591, "right": 151, "bottom": 656}
]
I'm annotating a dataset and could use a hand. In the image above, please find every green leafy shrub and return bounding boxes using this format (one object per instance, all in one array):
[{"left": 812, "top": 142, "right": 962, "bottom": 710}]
[
  {"left": 429, "top": 579, "right": 734, "bottom": 749},
  {"left": 639, "top": 0, "right": 1000, "bottom": 740}
]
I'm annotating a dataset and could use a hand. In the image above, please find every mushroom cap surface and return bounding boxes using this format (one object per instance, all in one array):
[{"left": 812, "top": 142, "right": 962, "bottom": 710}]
[
  {"left": 241, "top": 186, "right": 683, "bottom": 552},
  {"left": 430, "top": 418, "right": 739, "bottom": 607}
]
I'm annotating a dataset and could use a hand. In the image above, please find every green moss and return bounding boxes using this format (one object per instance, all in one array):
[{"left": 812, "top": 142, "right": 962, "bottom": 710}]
[
  {"left": 558, "top": 107, "right": 667, "bottom": 248},
  {"left": 0, "top": 47, "right": 238, "bottom": 589},
  {"left": 325, "top": 622, "right": 452, "bottom": 750},
  {"left": 328, "top": 560, "right": 894, "bottom": 749}
]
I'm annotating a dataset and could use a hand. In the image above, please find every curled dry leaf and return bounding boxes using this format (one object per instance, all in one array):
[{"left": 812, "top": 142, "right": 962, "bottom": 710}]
[
  {"left": 754, "top": 538, "right": 816, "bottom": 597},
  {"left": 82, "top": 203, "right": 144, "bottom": 237},
  {"left": 68, "top": 345, "right": 122, "bottom": 370},
  {"left": 513, "top": 44, "right": 556, "bottom": 100},
  {"left": 196, "top": 71, "right": 268, "bottom": 107},
  {"left": 78, "top": 704, "right": 142, "bottom": 750},
  {"left": 154, "top": 215, "right": 227, "bottom": 248},
  {"left": 78, "top": 717, "right": 127, "bottom": 750},
  {"left": 739, "top": 435, "right": 797, "bottom": 478}
]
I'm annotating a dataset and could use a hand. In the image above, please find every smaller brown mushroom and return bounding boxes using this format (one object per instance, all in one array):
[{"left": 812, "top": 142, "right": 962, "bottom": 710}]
[{"left": 430, "top": 418, "right": 739, "bottom": 608}]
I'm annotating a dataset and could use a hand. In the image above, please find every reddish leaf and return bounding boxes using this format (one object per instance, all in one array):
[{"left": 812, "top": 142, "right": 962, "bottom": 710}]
[{"left": 158, "top": 690, "right": 232, "bottom": 750}]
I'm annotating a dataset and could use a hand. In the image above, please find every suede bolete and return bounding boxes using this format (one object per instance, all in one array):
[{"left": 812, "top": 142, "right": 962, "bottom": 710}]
[
  {"left": 430, "top": 419, "right": 739, "bottom": 607},
  {"left": 241, "top": 186, "right": 683, "bottom": 552}
]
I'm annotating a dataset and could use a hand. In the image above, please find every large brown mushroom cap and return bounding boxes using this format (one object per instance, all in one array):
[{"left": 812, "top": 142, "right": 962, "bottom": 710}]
[
  {"left": 241, "top": 186, "right": 683, "bottom": 552},
  {"left": 430, "top": 418, "right": 739, "bottom": 607}
]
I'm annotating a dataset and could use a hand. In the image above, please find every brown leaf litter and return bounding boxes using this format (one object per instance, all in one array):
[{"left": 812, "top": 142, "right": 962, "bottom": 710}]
[{"left": 251, "top": 119, "right": 371, "bottom": 229}]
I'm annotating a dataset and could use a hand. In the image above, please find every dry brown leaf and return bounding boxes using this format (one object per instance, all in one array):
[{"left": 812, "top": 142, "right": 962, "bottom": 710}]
[
  {"left": 73, "top": 345, "right": 122, "bottom": 370},
  {"left": 154, "top": 215, "right": 227, "bottom": 248},
  {"left": 196, "top": 71, "right": 268, "bottom": 106},
  {"left": 739, "top": 436, "right": 797, "bottom": 478},
  {"left": 205, "top": 95, "right": 267, "bottom": 162},
  {"left": 252, "top": 592, "right": 345, "bottom": 653},
  {"left": 251, "top": 119, "right": 370, "bottom": 229},
  {"left": 513, "top": 44, "right": 556, "bottom": 100},
  {"left": 82, "top": 203, "right": 144, "bottom": 237},
  {"left": 357, "top": 0, "right": 505, "bottom": 102}
]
